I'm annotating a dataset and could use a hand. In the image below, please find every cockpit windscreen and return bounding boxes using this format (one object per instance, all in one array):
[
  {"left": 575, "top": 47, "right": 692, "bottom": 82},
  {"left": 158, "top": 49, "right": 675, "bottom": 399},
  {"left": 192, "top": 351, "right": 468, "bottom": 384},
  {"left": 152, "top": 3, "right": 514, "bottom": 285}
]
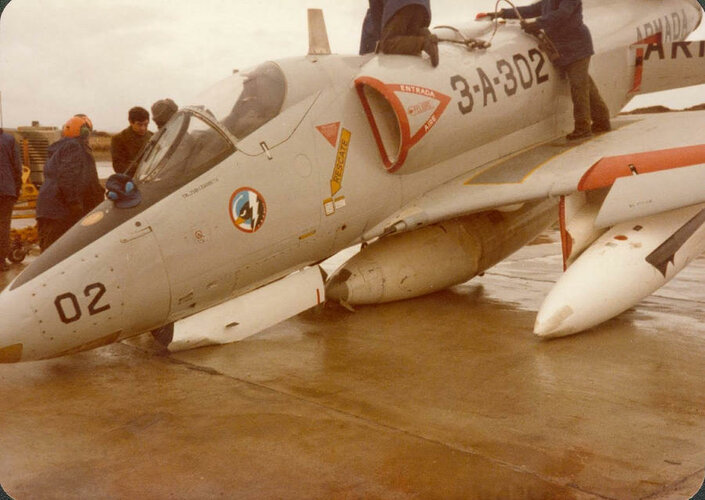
[{"left": 134, "top": 112, "right": 233, "bottom": 185}]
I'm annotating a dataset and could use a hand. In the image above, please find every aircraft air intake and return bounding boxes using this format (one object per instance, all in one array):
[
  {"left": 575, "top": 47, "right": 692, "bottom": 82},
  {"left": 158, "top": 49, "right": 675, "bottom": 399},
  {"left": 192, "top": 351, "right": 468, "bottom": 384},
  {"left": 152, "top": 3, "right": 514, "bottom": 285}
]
[{"left": 355, "top": 75, "right": 450, "bottom": 174}]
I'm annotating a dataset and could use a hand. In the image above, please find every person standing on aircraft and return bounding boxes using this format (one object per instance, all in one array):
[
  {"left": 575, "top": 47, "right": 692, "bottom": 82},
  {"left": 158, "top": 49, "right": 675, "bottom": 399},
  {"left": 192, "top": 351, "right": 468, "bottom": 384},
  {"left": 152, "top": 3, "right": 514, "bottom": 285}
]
[
  {"left": 110, "top": 106, "right": 153, "bottom": 174},
  {"left": 0, "top": 128, "right": 22, "bottom": 271},
  {"left": 36, "top": 115, "right": 104, "bottom": 251},
  {"left": 359, "top": 0, "right": 440, "bottom": 67},
  {"left": 481, "top": 0, "right": 611, "bottom": 140},
  {"left": 151, "top": 98, "right": 178, "bottom": 131}
]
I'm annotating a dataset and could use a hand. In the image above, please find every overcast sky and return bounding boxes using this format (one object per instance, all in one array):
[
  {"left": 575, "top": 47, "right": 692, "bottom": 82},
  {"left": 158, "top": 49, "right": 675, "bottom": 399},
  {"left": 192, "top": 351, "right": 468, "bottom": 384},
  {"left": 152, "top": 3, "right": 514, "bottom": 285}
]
[{"left": 0, "top": 0, "right": 703, "bottom": 133}]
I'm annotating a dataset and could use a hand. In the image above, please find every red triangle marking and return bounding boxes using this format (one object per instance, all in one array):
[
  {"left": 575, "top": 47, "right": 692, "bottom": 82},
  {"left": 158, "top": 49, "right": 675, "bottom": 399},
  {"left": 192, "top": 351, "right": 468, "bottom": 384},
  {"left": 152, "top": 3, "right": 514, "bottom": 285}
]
[{"left": 316, "top": 122, "right": 340, "bottom": 148}]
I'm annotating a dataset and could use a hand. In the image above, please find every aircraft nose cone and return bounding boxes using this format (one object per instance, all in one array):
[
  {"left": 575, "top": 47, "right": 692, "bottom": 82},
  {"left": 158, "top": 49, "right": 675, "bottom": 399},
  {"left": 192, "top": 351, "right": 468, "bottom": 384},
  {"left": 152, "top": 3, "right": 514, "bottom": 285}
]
[
  {"left": 533, "top": 276, "right": 610, "bottom": 338},
  {"left": 533, "top": 304, "right": 579, "bottom": 338}
]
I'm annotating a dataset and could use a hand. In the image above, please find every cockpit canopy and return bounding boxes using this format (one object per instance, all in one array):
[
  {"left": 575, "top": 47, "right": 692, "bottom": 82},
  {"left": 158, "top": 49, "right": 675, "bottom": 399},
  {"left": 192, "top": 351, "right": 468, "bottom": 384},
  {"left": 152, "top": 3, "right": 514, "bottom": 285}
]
[
  {"left": 133, "top": 110, "right": 233, "bottom": 184},
  {"left": 202, "top": 62, "right": 287, "bottom": 140},
  {"left": 133, "top": 62, "right": 287, "bottom": 186}
]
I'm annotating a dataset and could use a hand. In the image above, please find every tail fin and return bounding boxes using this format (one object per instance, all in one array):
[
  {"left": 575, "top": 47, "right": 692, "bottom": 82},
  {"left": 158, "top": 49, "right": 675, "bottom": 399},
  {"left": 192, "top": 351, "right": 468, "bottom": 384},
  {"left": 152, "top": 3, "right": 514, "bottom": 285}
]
[
  {"left": 629, "top": 41, "right": 705, "bottom": 94},
  {"left": 307, "top": 9, "right": 331, "bottom": 55}
]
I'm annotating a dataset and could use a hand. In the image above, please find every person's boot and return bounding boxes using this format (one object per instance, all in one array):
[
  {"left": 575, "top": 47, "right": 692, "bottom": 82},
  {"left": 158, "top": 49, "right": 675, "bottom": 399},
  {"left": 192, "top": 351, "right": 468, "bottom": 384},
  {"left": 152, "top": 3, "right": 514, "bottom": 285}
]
[
  {"left": 566, "top": 128, "right": 592, "bottom": 141},
  {"left": 421, "top": 29, "right": 439, "bottom": 67},
  {"left": 592, "top": 121, "right": 612, "bottom": 134}
]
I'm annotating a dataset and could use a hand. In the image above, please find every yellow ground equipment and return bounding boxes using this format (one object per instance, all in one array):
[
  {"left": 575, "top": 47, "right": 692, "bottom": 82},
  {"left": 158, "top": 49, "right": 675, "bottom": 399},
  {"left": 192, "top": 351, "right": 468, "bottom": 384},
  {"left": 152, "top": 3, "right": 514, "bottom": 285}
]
[{"left": 9, "top": 165, "right": 39, "bottom": 263}]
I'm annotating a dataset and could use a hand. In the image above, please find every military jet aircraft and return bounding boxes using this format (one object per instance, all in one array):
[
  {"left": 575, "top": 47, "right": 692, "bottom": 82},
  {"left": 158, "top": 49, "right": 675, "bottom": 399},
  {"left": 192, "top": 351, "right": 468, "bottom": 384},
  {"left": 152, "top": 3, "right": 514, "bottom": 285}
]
[{"left": 1, "top": 0, "right": 704, "bottom": 362}]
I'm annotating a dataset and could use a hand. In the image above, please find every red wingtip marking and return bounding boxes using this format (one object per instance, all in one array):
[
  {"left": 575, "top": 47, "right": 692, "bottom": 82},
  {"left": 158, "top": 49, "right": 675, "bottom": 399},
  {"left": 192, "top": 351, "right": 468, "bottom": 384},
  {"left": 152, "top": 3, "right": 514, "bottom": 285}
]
[{"left": 578, "top": 145, "right": 705, "bottom": 192}]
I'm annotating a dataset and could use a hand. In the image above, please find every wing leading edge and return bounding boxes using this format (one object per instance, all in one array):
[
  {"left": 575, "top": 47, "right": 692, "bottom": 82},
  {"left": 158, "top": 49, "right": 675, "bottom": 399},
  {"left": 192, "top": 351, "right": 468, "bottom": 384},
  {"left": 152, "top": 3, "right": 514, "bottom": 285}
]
[
  {"left": 363, "top": 110, "right": 705, "bottom": 241},
  {"left": 333, "top": 111, "right": 705, "bottom": 337}
]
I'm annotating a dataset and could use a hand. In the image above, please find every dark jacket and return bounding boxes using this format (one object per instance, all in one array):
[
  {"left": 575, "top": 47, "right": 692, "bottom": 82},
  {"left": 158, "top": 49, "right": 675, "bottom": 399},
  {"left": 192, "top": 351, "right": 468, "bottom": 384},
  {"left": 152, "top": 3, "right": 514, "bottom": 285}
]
[
  {"left": 359, "top": 0, "right": 431, "bottom": 54},
  {"left": 37, "top": 138, "right": 104, "bottom": 221},
  {"left": 501, "top": 0, "right": 593, "bottom": 67},
  {"left": 0, "top": 131, "right": 22, "bottom": 200},
  {"left": 110, "top": 126, "right": 152, "bottom": 174}
]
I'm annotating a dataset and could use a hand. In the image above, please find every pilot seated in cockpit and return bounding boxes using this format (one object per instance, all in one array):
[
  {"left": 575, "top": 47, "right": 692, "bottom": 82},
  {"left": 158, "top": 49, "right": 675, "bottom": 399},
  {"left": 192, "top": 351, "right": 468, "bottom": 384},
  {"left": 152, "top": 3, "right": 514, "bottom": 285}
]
[{"left": 359, "top": 0, "right": 439, "bottom": 67}]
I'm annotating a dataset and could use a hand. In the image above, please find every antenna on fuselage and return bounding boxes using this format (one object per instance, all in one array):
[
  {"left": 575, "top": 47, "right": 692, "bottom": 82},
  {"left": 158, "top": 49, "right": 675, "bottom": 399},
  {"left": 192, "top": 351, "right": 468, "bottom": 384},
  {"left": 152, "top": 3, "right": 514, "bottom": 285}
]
[{"left": 308, "top": 8, "right": 331, "bottom": 55}]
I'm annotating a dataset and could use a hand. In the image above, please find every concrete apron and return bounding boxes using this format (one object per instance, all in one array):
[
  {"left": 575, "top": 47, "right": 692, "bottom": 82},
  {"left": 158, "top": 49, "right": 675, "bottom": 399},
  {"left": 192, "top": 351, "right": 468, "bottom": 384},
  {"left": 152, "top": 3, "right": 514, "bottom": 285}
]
[{"left": 1, "top": 233, "right": 704, "bottom": 499}]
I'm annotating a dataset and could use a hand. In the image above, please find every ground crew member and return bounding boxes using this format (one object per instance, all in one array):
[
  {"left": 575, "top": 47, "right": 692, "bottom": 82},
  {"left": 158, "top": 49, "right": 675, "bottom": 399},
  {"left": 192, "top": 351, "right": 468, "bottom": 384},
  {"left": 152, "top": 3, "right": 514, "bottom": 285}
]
[
  {"left": 480, "top": 0, "right": 611, "bottom": 140},
  {"left": 360, "top": 0, "right": 439, "bottom": 67},
  {"left": 36, "top": 115, "right": 104, "bottom": 251},
  {"left": 110, "top": 106, "right": 153, "bottom": 174},
  {"left": 118, "top": 99, "right": 178, "bottom": 178},
  {"left": 151, "top": 98, "right": 178, "bottom": 130},
  {"left": 0, "top": 128, "right": 22, "bottom": 271}
]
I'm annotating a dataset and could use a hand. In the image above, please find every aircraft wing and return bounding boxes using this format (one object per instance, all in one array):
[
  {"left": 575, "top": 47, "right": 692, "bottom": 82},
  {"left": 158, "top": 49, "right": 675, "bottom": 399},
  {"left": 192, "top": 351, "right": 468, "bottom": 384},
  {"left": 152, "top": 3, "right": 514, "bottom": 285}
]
[{"left": 363, "top": 110, "right": 705, "bottom": 240}]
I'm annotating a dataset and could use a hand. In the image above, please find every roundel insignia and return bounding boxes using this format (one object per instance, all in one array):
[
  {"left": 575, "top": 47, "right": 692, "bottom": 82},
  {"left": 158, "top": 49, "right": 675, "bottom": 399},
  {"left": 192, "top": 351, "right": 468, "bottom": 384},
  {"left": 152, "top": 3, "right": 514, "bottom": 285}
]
[{"left": 229, "top": 187, "right": 267, "bottom": 233}]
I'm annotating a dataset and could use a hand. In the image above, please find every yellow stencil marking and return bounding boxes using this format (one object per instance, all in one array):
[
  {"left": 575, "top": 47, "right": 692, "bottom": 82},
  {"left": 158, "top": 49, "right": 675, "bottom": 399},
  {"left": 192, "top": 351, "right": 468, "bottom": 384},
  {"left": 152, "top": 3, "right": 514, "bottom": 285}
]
[
  {"left": 299, "top": 230, "right": 317, "bottom": 240},
  {"left": 330, "top": 128, "right": 351, "bottom": 196}
]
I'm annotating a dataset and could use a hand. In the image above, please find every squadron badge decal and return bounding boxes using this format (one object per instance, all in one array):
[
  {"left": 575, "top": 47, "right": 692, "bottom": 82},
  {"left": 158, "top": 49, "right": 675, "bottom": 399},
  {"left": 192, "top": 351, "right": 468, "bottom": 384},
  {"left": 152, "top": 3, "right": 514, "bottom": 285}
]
[{"left": 229, "top": 187, "right": 267, "bottom": 233}]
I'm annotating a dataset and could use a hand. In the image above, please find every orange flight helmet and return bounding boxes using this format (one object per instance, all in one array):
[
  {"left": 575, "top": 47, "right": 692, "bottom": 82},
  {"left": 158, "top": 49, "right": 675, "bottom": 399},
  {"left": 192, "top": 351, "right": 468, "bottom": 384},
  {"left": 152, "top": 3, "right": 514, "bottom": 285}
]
[{"left": 62, "top": 115, "right": 93, "bottom": 138}]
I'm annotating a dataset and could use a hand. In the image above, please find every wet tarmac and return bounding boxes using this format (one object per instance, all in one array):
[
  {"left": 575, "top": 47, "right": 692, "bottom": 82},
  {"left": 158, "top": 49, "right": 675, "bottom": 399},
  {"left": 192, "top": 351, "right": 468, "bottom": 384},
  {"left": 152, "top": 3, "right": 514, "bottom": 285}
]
[{"left": 1, "top": 232, "right": 704, "bottom": 499}]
